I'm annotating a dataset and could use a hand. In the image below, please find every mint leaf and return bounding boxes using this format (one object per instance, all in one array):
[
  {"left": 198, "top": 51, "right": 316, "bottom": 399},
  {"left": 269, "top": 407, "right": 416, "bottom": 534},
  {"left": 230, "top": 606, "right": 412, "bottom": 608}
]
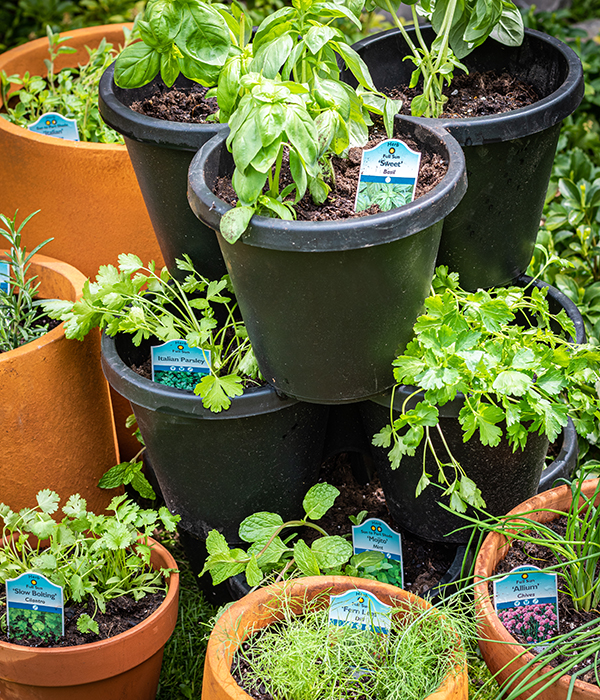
[
  {"left": 302, "top": 483, "right": 339, "bottom": 520},
  {"left": 311, "top": 536, "right": 353, "bottom": 569},
  {"left": 239, "top": 512, "right": 284, "bottom": 543},
  {"left": 293, "top": 539, "right": 321, "bottom": 576}
]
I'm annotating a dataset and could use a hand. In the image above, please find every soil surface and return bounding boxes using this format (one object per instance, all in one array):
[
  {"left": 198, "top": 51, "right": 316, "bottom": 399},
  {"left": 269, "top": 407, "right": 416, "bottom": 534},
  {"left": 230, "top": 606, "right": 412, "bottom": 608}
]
[
  {"left": 0, "top": 588, "right": 164, "bottom": 647},
  {"left": 130, "top": 84, "right": 218, "bottom": 122},
  {"left": 214, "top": 121, "right": 448, "bottom": 222},
  {"left": 313, "top": 452, "right": 457, "bottom": 597},
  {"left": 388, "top": 70, "right": 540, "bottom": 118},
  {"left": 488, "top": 516, "right": 599, "bottom": 686}
]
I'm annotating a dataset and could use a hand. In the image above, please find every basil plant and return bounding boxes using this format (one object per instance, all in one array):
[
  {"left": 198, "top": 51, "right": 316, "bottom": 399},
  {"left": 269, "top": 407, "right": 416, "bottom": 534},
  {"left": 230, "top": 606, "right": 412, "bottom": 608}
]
[{"left": 368, "top": 0, "right": 525, "bottom": 117}]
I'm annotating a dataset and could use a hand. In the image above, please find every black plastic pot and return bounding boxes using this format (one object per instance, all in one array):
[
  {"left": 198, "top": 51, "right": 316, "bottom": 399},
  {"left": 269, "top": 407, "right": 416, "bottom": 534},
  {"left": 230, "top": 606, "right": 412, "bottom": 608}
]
[
  {"left": 187, "top": 117, "right": 467, "bottom": 404},
  {"left": 100, "top": 333, "right": 329, "bottom": 545},
  {"left": 359, "top": 276, "right": 585, "bottom": 543},
  {"left": 346, "top": 28, "right": 583, "bottom": 290},
  {"left": 98, "top": 64, "right": 228, "bottom": 279}
]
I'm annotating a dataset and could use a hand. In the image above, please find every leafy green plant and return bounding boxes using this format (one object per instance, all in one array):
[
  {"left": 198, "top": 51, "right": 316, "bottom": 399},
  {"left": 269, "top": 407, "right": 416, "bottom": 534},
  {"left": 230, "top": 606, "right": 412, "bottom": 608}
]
[
  {"left": 367, "top": 0, "right": 524, "bottom": 117},
  {"left": 200, "top": 482, "right": 401, "bottom": 588},
  {"left": 228, "top": 588, "right": 474, "bottom": 700},
  {"left": 1, "top": 26, "right": 129, "bottom": 143},
  {"left": 43, "top": 254, "right": 261, "bottom": 412},
  {"left": 0, "top": 489, "right": 179, "bottom": 639},
  {"left": 372, "top": 266, "right": 600, "bottom": 514},
  {"left": 0, "top": 210, "right": 54, "bottom": 353}
]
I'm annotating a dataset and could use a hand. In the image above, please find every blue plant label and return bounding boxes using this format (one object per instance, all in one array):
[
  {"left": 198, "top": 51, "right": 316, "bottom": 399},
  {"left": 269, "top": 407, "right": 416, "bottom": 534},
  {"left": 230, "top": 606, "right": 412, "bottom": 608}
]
[
  {"left": 6, "top": 572, "right": 64, "bottom": 639},
  {"left": 352, "top": 517, "right": 403, "bottom": 587},
  {"left": 28, "top": 112, "right": 80, "bottom": 141},
  {"left": 355, "top": 139, "right": 421, "bottom": 212},
  {"left": 493, "top": 566, "right": 559, "bottom": 647},
  {"left": 0, "top": 261, "right": 10, "bottom": 293},
  {"left": 151, "top": 339, "right": 211, "bottom": 390},
  {"left": 329, "top": 589, "right": 392, "bottom": 634}
]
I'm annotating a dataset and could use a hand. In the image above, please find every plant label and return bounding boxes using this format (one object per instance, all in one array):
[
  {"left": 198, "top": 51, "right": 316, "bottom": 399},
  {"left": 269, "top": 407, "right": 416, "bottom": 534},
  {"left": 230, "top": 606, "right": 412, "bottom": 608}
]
[
  {"left": 6, "top": 572, "right": 64, "bottom": 640},
  {"left": 329, "top": 589, "right": 392, "bottom": 634},
  {"left": 151, "top": 339, "right": 211, "bottom": 391},
  {"left": 28, "top": 112, "right": 80, "bottom": 141},
  {"left": 352, "top": 517, "right": 403, "bottom": 588},
  {"left": 355, "top": 139, "right": 421, "bottom": 212},
  {"left": 0, "top": 261, "right": 9, "bottom": 293},
  {"left": 493, "top": 565, "right": 559, "bottom": 647}
]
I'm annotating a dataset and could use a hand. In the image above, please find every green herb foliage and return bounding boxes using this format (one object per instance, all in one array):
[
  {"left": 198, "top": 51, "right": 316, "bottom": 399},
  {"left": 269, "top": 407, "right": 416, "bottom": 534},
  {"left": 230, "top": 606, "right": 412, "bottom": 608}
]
[
  {"left": 230, "top": 590, "right": 473, "bottom": 700},
  {"left": 200, "top": 482, "right": 402, "bottom": 588},
  {"left": 1, "top": 26, "right": 128, "bottom": 143},
  {"left": 0, "top": 210, "right": 53, "bottom": 353},
  {"left": 367, "top": 0, "right": 524, "bottom": 117},
  {"left": 0, "top": 490, "right": 179, "bottom": 638},
  {"left": 43, "top": 254, "right": 261, "bottom": 413},
  {"left": 373, "top": 266, "right": 600, "bottom": 514},
  {"left": 8, "top": 607, "right": 63, "bottom": 642}
]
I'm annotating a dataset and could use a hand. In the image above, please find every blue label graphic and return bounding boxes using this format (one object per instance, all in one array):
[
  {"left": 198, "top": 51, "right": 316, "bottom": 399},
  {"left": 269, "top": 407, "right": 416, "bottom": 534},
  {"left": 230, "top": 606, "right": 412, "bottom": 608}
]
[
  {"left": 329, "top": 589, "right": 392, "bottom": 634},
  {"left": 493, "top": 566, "right": 559, "bottom": 647},
  {"left": 6, "top": 572, "right": 64, "bottom": 639},
  {"left": 28, "top": 112, "right": 80, "bottom": 141},
  {"left": 0, "top": 261, "right": 9, "bottom": 293},
  {"left": 355, "top": 139, "right": 421, "bottom": 212},
  {"left": 352, "top": 517, "right": 403, "bottom": 587},
  {"left": 151, "top": 339, "right": 211, "bottom": 391}
]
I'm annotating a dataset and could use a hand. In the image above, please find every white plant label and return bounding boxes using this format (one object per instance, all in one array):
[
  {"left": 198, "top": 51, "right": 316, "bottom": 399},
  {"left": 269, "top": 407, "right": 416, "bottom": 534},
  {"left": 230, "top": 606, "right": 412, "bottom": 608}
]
[
  {"left": 493, "top": 565, "right": 559, "bottom": 648},
  {"left": 6, "top": 572, "right": 64, "bottom": 639},
  {"left": 151, "top": 339, "right": 211, "bottom": 390},
  {"left": 329, "top": 589, "right": 392, "bottom": 634},
  {"left": 351, "top": 517, "right": 403, "bottom": 588},
  {"left": 355, "top": 139, "right": 421, "bottom": 212},
  {"left": 28, "top": 112, "right": 80, "bottom": 141}
]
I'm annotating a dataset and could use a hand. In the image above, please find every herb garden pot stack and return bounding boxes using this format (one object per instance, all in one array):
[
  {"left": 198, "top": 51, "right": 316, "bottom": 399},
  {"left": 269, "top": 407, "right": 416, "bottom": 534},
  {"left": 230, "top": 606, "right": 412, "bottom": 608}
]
[
  {"left": 0, "top": 253, "right": 119, "bottom": 514},
  {"left": 359, "top": 276, "right": 585, "bottom": 544},
  {"left": 98, "top": 63, "right": 228, "bottom": 280},
  {"left": 347, "top": 28, "right": 583, "bottom": 290},
  {"left": 187, "top": 117, "right": 467, "bottom": 404},
  {"left": 474, "top": 480, "right": 600, "bottom": 699},
  {"left": 0, "top": 537, "right": 179, "bottom": 700},
  {"left": 203, "top": 576, "right": 469, "bottom": 700}
]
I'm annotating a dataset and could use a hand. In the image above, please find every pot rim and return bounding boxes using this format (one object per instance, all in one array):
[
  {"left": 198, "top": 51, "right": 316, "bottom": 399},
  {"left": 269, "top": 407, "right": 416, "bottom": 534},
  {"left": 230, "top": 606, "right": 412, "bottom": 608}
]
[
  {"left": 0, "top": 536, "right": 179, "bottom": 687},
  {"left": 473, "top": 479, "right": 600, "bottom": 697},
  {"left": 101, "top": 331, "right": 298, "bottom": 418},
  {"left": 349, "top": 27, "right": 584, "bottom": 145},
  {"left": 0, "top": 24, "right": 132, "bottom": 151},
  {"left": 187, "top": 118, "right": 467, "bottom": 252},
  {"left": 203, "top": 575, "right": 468, "bottom": 700}
]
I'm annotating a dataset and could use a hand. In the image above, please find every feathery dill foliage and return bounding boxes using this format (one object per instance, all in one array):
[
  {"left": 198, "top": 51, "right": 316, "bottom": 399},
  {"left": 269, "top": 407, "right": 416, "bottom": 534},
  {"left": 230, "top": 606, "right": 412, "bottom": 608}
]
[{"left": 232, "top": 592, "right": 473, "bottom": 700}]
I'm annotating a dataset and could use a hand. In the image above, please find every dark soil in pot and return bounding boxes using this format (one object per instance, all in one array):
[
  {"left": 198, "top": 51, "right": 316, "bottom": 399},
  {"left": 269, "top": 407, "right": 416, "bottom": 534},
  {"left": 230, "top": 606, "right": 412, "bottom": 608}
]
[
  {"left": 213, "top": 122, "right": 448, "bottom": 222},
  {"left": 0, "top": 588, "right": 164, "bottom": 648},
  {"left": 387, "top": 69, "right": 540, "bottom": 118},
  {"left": 130, "top": 84, "right": 218, "bottom": 122},
  {"left": 487, "top": 517, "right": 599, "bottom": 686}
]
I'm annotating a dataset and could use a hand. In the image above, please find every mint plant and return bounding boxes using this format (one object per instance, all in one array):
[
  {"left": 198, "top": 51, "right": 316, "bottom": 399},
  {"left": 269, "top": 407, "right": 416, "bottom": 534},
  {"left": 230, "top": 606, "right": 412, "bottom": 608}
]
[
  {"left": 367, "top": 0, "right": 524, "bottom": 117},
  {"left": 0, "top": 210, "right": 53, "bottom": 353},
  {"left": 0, "top": 489, "right": 179, "bottom": 639},
  {"left": 1, "top": 26, "right": 128, "bottom": 143},
  {"left": 373, "top": 266, "right": 600, "bottom": 514},
  {"left": 201, "top": 482, "right": 394, "bottom": 587},
  {"left": 43, "top": 254, "right": 261, "bottom": 413}
]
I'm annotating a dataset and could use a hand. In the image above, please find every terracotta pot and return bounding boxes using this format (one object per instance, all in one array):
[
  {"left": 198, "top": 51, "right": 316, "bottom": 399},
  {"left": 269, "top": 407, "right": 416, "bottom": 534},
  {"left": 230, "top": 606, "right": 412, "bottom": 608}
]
[
  {"left": 0, "top": 24, "right": 165, "bottom": 460},
  {"left": 203, "top": 575, "right": 468, "bottom": 700},
  {"left": 474, "top": 479, "right": 600, "bottom": 699},
  {"left": 0, "top": 536, "right": 179, "bottom": 699},
  {"left": 0, "top": 252, "right": 119, "bottom": 514}
]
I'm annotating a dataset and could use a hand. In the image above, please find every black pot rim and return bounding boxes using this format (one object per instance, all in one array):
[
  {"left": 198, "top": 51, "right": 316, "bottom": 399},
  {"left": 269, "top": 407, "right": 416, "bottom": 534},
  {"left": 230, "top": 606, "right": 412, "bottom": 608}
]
[
  {"left": 98, "top": 62, "right": 228, "bottom": 149},
  {"left": 100, "top": 332, "right": 297, "bottom": 419},
  {"left": 351, "top": 27, "right": 584, "bottom": 145},
  {"left": 187, "top": 117, "right": 467, "bottom": 252}
]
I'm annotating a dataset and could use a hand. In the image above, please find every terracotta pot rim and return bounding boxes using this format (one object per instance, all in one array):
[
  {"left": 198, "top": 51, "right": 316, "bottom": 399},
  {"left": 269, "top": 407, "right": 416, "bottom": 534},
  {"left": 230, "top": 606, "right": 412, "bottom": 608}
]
[
  {"left": 0, "top": 536, "right": 179, "bottom": 685},
  {"left": 205, "top": 575, "right": 467, "bottom": 700},
  {"left": 473, "top": 479, "right": 600, "bottom": 696},
  {"left": 0, "top": 23, "right": 132, "bottom": 150},
  {"left": 0, "top": 252, "right": 87, "bottom": 360}
]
